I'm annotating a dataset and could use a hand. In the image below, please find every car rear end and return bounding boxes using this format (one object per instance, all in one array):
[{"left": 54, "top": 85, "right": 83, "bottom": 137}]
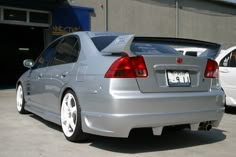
[{"left": 80, "top": 32, "right": 225, "bottom": 138}]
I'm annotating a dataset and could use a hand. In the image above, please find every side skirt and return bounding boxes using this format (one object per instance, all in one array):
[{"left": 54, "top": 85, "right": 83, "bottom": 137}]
[{"left": 25, "top": 103, "right": 61, "bottom": 125}]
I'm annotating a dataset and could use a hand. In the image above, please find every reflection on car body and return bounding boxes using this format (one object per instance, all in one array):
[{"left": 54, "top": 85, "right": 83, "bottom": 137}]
[
  {"left": 175, "top": 47, "right": 207, "bottom": 57},
  {"left": 16, "top": 32, "right": 225, "bottom": 142}
]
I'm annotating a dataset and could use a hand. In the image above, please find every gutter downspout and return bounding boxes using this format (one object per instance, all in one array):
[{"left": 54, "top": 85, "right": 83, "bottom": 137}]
[
  {"left": 105, "top": 0, "right": 108, "bottom": 32},
  {"left": 175, "top": 0, "right": 179, "bottom": 37}
]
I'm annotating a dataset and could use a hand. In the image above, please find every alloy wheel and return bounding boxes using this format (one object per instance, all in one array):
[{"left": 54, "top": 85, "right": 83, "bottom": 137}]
[
  {"left": 61, "top": 93, "right": 78, "bottom": 137},
  {"left": 16, "top": 85, "right": 23, "bottom": 112}
]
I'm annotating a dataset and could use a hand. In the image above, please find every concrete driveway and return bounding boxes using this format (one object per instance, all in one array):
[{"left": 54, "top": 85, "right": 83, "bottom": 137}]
[{"left": 0, "top": 89, "right": 235, "bottom": 157}]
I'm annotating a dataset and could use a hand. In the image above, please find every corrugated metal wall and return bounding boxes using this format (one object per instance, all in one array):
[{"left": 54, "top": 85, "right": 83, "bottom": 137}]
[
  {"left": 178, "top": 0, "right": 236, "bottom": 48},
  {"left": 71, "top": 0, "right": 236, "bottom": 48},
  {"left": 107, "top": 0, "right": 176, "bottom": 37}
]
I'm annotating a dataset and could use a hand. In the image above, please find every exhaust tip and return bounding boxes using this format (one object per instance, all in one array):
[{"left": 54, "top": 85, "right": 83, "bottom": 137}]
[
  {"left": 206, "top": 125, "right": 212, "bottom": 131},
  {"left": 199, "top": 122, "right": 212, "bottom": 131}
]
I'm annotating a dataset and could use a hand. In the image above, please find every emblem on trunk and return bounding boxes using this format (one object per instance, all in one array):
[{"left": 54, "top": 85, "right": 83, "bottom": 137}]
[{"left": 176, "top": 58, "right": 183, "bottom": 64}]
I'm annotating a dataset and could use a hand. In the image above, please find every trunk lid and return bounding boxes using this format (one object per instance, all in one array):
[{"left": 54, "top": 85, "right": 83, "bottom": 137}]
[
  {"left": 131, "top": 37, "right": 221, "bottom": 93},
  {"left": 137, "top": 55, "right": 209, "bottom": 93},
  {"left": 90, "top": 33, "right": 221, "bottom": 93}
]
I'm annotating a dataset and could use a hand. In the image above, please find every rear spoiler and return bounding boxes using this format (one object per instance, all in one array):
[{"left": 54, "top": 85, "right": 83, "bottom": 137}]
[
  {"left": 101, "top": 35, "right": 222, "bottom": 58},
  {"left": 134, "top": 37, "right": 222, "bottom": 59},
  {"left": 133, "top": 37, "right": 221, "bottom": 49}
]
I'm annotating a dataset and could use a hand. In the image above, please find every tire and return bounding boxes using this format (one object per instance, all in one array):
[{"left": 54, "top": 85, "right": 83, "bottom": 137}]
[
  {"left": 225, "top": 104, "right": 231, "bottom": 113},
  {"left": 16, "top": 84, "right": 27, "bottom": 114},
  {"left": 61, "top": 90, "right": 90, "bottom": 142}
]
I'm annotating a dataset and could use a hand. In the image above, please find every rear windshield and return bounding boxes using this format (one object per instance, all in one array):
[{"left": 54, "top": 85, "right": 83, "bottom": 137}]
[
  {"left": 91, "top": 36, "right": 220, "bottom": 59},
  {"left": 132, "top": 37, "right": 221, "bottom": 59},
  {"left": 91, "top": 36, "right": 180, "bottom": 55},
  {"left": 131, "top": 42, "right": 179, "bottom": 55}
]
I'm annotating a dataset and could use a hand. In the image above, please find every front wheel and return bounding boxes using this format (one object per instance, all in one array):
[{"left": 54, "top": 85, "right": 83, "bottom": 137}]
[
  {"left": 61, "top": 90, "right": 90, "bottom": 142},
  {"left": 16, "top": 84, "right": 27, "bottom": 114}
]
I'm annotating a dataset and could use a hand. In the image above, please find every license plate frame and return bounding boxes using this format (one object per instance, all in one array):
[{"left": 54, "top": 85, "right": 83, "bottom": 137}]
[{"left": 167, "top": 70, "right": 191, "bottom": 87}]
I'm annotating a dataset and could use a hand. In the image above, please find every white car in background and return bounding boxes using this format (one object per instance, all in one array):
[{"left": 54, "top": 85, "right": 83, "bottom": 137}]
[{"left": 215, "top": 46, "right": 236, "bottom": 108}]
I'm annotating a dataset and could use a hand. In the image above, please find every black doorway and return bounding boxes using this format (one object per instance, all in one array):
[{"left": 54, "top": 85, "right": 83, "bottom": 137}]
[{"left": 0, "top": 24, "right": 45, "bottom": 88}]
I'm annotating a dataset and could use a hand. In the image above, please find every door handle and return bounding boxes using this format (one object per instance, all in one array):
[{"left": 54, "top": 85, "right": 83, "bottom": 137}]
[{"left": 60, "top": 72, "right": 69, "bottom": 78}]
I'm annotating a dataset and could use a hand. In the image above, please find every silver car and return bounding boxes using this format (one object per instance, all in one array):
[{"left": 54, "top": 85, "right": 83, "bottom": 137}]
[{"left": 16, "top": 32, "right": 225, "bottom": 142}]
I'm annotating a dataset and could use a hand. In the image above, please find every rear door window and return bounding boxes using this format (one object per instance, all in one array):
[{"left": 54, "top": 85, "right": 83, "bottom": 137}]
[
  {"left": 33, "top": 38, "right": 62, "bottom": 69},
  {"left": 51, "top": 35, "right": 80, "bottom": 66}
]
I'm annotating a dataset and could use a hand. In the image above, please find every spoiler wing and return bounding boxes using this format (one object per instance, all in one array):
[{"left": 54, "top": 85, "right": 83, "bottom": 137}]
[
  {"left": 132, "top": 37, "right": 222, "bottom": 59},
  {"left": 99, "top": 35, "right": 221, "bottom": 59}
]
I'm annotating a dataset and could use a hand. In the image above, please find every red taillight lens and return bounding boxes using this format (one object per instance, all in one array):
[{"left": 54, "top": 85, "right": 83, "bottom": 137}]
[
  {"left": 204, "top": 59, "right": 219, "bottom": 78},
  {"left": 105, "top": 56, "right": 148, "bottom": 78}
]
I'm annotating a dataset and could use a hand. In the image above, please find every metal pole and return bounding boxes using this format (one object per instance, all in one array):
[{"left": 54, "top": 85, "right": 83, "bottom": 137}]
[
  {"left": 105, "top": 0, "right": 108, "bottom": 32},
  {"left": 175, "top": 0, "right": 179, "bottom": 37}
]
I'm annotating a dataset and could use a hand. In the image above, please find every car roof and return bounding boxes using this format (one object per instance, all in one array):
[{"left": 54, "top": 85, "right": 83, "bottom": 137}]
[{"left": 221, "top": 46, "right": 236, "bottom": 53}]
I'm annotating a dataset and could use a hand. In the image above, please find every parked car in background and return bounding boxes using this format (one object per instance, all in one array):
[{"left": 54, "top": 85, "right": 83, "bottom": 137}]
[
  {"left": 215, "top": 46, "right": 236, "bottom": 108},
  {"left": 16, "top": 32, "right": 225, "bottom": 142},
  {"left": 175, "top": 47, "right": 207, "bottom": 57}
]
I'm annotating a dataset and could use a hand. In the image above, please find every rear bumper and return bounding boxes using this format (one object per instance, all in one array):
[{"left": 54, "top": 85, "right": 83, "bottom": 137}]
[
  {"left": 82, "top": 108, "right": 224, "bottom": 137},
  {"left": 81, "top": 89, "right": 225, "bottom": 137}
]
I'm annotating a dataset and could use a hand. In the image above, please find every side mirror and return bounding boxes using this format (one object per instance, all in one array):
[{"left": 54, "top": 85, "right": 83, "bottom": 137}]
[{"left": 23, "top": 59, "right": 34, "bottom": 68}]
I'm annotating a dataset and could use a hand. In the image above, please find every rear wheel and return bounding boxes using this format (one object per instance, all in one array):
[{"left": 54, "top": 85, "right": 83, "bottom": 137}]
[
  {"left": 225, "top": 104, "right": 232, "bottom": 113},
  {"left": 16, "top": 84, "right": 27, "bottom": 114},
  {"left": 61, "top": 90, "right": 90, "bottom": 142}
]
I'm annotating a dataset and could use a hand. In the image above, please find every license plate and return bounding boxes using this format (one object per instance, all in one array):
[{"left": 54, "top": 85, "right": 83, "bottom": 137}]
[{"left": 167, "top": 70, "right": 191, "bottom": 87}]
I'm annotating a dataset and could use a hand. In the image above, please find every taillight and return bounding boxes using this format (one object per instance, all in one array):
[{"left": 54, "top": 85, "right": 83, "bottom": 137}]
[
  {"left": 204, "top": 59, "right": 219, "bottom": 78},
  {"left": 105, "top": 55, "right": 148, "bottom": 78}
]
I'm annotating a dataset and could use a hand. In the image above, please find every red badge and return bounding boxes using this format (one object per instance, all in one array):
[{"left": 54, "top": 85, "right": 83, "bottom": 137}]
[{"left": 176, "top": 58, "right": 183, "bottom": 64}]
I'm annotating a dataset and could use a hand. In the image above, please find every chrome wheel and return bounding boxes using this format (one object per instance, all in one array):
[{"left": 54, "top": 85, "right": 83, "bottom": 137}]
[
  {"left": 16, "top": 85, "right": 24, "bottom": 113},
  {"left": 61, "top": 93, "right": 78, "bottom": 137}
]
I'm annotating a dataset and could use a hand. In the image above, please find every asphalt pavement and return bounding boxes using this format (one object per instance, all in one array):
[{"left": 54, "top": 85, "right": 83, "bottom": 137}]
[{"left": 0, "top": 89, "right": 235, "bottom": 157}]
